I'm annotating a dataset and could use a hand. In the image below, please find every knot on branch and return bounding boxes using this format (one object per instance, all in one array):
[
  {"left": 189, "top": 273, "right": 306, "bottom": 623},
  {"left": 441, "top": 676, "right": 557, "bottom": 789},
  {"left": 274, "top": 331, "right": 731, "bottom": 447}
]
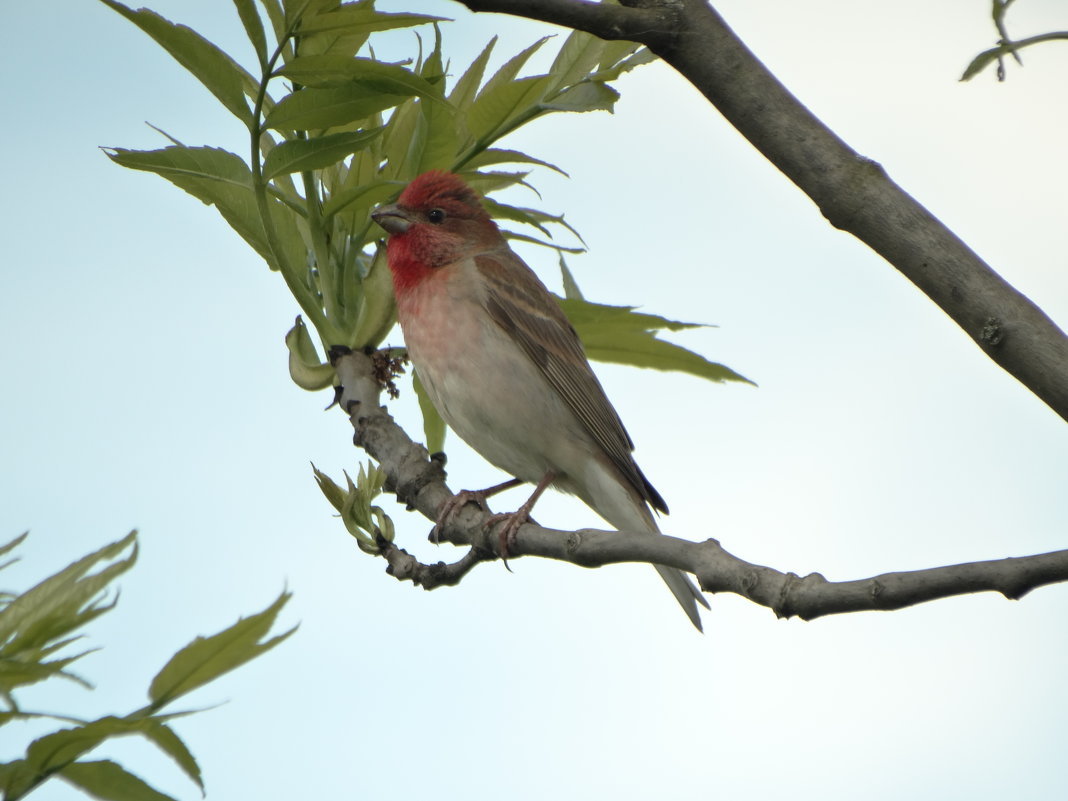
[
  {"left": 380, "top": 541, "right": 496, "bottom": 590},
  {"left": 980, "top": 317, "right": 1006, "bottom": 348},
  {"left": 389, "top": 452, "right": 446, "bottom": 512}
]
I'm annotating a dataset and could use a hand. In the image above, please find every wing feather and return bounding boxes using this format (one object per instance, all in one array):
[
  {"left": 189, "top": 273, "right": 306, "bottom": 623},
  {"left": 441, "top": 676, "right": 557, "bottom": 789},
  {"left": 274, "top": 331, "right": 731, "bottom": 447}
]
[{"left": 474, "top": 249, "right": 668, "bottom": 514}]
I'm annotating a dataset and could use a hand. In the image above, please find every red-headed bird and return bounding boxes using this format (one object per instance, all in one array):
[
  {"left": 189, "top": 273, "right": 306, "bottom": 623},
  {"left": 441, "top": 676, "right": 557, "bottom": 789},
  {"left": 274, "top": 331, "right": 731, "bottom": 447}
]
[{"left": 371, "top": 171, "right": 709, "bottom": 629}]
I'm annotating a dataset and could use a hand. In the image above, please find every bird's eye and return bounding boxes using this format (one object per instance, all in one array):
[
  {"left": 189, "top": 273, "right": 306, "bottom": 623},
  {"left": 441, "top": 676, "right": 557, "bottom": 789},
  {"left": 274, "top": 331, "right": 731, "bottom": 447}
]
[{"left": 427, "top": 208, "right": 446, "bottom": 224}]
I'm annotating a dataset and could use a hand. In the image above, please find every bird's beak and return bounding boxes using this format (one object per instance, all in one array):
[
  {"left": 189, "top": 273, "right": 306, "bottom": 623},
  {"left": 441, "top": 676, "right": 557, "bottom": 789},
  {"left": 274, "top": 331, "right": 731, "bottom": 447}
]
[{"left": 371, "top": 204, "right": 412, "bottom": 235}]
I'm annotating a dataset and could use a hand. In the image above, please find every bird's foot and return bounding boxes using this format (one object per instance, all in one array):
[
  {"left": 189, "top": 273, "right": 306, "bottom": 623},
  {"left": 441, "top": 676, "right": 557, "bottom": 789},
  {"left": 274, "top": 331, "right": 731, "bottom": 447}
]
[
  {"left": 483, "top": 470, "right": 556, "bottom": 571},
  {"left": 431, "top": 477, "right": 524, "bottom": 543},
  {"left": 483, "top": 508, "right": 533, "bottom": 573},
  {"left": 432, "top": 489, "right": 490, "bottom": 543}
]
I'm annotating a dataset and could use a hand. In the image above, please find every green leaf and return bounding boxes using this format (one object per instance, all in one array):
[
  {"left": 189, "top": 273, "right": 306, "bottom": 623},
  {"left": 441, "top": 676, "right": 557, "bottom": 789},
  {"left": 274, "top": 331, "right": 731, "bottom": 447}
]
[
  {"left": 104, "top": 146, "right": 265, "bottom": 255},
  {"left": 285, "top": 316, "right": 336, "bottom": 390},
  {"left": 547, "top": 29, "right": 608, "bottom": 93},
  {"left": 312, "top": 464, "right": 347, "bottom": 513},
  {"left": 0, "top": 653, "right": 92, "bottom": 696},
  {"left": 468, "top": 75, "right": 550, "bottom": 142},
  {"left": 960, "top": 43, "right": 1012, "bottom": 81},
  {"left": 277, "top": 56, "right": 446, "bottom": 103},
  {"left": 539, "top": 81, "right": 620, "bottom": 114},
  {"left": 148, "top": 591, "right": 295, "bottom": 707},
  {"left": 464, "top": 148, "right": 567, "bottom": 176},
  {"left": 24, "top": 717, "right": 138, "bottom": 779},
  {"left": 476, "top": 37, "right": 549, "bottom": 101},
  {"left": 559, "top": 298, "right": 755, "bottom": 385},
  {"left": 297, "top": 5, "right": 447, "bottom": 36},
  {"left": 233, "top": 0, "right": 269, "bottom": 69},
  {"left": 593, "top": 44, "right": 657, "bottom": 80},
  {"left": 99, "top": 0, "right": 253, "bottom": 126},
  {"left": 263, "top": 128, "right": 384, "bottom": 179},
  {"left": 448, "top": 37, "right": 496, "bottom": 111},
  {"left": 321, "top": 179, "right": 396, "bottom": 219},
  {"left": 0, "top": 532, "right": 29, "bottom": 563},
  {"left": 501, "top": 230, "right": 585, "bottom": 254},
  {"left": 349, "top": 246, "right": 397, "bottom": 349},
  {"left": 60, "top": 760, "right": 177, "bottom": 801},
  {"left": 266, "top": 85, "right": 408, "bottom": 131},
  {"left": 257, "top": 0, "right": 286, "bottom": 43},
  {"left": 558, "top": 254, "right": 584, "bottom": 301},
  {"left": 0, "top": 532, "right": 136, "bottom": 656},
  {"left": 378, "top": 98, "right": 423, "bottom": 180},
  {"left": 140, "top": 721, "right": 203, "bottom": 791},
  {"left": 412, "top": 372, "right": 446, "bottom": 454}
]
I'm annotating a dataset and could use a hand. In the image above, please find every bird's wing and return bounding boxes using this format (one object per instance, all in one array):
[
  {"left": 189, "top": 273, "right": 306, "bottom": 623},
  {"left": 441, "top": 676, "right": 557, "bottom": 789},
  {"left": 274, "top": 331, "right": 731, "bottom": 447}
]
[{"left": 474, "top": 248, "right": 668, "bottom": 514}]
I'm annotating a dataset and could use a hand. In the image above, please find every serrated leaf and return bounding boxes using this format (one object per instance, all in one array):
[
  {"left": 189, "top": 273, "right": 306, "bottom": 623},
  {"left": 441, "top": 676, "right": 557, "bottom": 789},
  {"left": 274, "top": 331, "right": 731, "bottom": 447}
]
[
  {"left": 25, "top": 717, "right": 137, "bottom": 779},
  {"left": 313, "top": 464, "right": 347, "bottom": 513},
  {"left": 60, "top": 760, "right": 177, "bottom": 801},
  {"left": 547, "top": 29, "right": 608, "bottom": 93},
  {"left": 476, "top": 37, "right": 549, "bottom": 101},
  {"left": 593, "top": 45, "right": 657, "bottom": 80},
  {"left": 321, "top": 179, "right": 396, "bottom": 219},
  {"left": 298, "top": 5, "right": 446, "bottom": 35},
  {"left": 350, "top": 246, "right": 397, "bottom": 349},
  {"left": 558, "top": 254, "right": 584, "bottom": 300},
  {"left": 263, "top": 128, "right": 383, "bottom": 179},
  {"left": 266, "top": 85, "right": 408, "bottom": 131},
  {"left": 558, "top": 298, "right": 755, "bottom": 385},
  {"left": 104, "top": 145, "right": 266, "bottom": 255},
  {"left": 501, "top": 230, "right": 585, "bottom": 254},
  {"left": 99, "top": 1, "right": 253, "bottom": 126},
  {"left": 468, "top": 75, "right": 550, "bottom": 141},
  {"left": 257, "top": 0, "right": 286, "bottom": 43},
  {"left": 464, "top": 148, "right": 567, "bottom": 176},
  {"left": 0, "top": 532, "right": 136, "bottom": 654},
  {"left": 412, "top": 371, "right": 446, "bottom": 454},
  {"left": 540, "top": 81, "right": 620, "bottom": 114},
  {"left": 148, "top": 592, "right": 294, "bottom": 707},
  {"left": 0, "top": 531, "right": 28, "bottom": 558},
  {"left": 0, "top": 653, "right": 92, "bottom": 695},
  {"left": 448, "top": 37, "right": 496, "bottom": 111},
  {"left": 277, "top": 56, "right": 446, "bottom": 104},
  {"left": 415, "top": 68, "right": 457, "bottom": 172},
  {"left": 140, "top": 721, "right": 202, "bottom": 790}
]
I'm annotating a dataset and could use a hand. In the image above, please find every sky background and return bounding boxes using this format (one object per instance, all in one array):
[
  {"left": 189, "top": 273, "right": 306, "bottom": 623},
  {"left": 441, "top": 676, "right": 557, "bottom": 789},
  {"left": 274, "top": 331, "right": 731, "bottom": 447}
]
[{"left": 3, "top": 1, "right": 1068, "bottom": 799}]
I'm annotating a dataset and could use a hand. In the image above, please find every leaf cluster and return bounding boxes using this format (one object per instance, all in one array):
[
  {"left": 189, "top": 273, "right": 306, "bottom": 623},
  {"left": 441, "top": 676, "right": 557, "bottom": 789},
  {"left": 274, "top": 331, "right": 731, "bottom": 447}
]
[
  {"left": 99, "top": 0, "right": 753, "bottom": 540},
  {"left": 0, "top": 533, "right": 293, "bottom": 801},
  {"left": 100, "top": 0, "right": 656, "bottom": 384}
]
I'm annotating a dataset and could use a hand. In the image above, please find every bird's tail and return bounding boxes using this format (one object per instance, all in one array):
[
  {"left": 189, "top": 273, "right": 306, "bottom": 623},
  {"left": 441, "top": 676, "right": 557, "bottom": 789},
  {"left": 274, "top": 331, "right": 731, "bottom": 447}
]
[{"left": 584, "top": 474, "right": 710, "bottom": 631}]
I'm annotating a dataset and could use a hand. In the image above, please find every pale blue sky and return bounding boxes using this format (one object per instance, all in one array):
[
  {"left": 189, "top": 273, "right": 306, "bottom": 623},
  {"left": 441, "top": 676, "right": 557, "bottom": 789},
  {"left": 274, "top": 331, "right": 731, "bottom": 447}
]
[{"left": 3, "top": 1, "right": 1067, "bottom": 799}]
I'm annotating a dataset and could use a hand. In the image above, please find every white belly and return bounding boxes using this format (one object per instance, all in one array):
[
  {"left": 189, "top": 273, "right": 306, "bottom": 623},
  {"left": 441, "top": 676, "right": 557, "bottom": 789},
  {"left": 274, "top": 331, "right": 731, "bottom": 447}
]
[{"left": 397, "top": 270, "right": 590, "bottom": 487}]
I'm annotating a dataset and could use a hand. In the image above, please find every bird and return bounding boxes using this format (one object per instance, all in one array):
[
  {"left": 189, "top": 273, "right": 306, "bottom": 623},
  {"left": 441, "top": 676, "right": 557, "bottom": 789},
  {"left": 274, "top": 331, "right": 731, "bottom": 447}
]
[{"left": 370, "top": 170, "right": 709, "bottom": 629}]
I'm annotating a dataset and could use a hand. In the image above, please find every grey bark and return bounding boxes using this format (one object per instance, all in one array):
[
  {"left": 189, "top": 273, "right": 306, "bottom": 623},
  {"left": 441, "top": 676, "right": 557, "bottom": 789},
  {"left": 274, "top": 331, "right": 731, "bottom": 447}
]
[
  {"left": 456, "top": 0, "right": 1068, "bottom": 424},
  {"left": 334, "top": 350, "right": 1068, "bottom": 619}
]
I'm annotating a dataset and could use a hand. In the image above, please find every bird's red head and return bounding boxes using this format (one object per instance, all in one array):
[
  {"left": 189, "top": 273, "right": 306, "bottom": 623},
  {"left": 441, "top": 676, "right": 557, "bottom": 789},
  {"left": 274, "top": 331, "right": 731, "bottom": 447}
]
[{"left": 373, "top": 171, "right": 500, "bottom": 293}]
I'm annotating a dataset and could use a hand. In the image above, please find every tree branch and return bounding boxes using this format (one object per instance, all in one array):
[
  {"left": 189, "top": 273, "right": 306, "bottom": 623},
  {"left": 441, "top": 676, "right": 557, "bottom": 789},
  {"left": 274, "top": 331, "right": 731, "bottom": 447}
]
[
  {"left": 333, "top": 351, "right": 1068, "bottom": 620},
  {"left": 456, "top": 0, "right": 1068, "bottom": 425}
]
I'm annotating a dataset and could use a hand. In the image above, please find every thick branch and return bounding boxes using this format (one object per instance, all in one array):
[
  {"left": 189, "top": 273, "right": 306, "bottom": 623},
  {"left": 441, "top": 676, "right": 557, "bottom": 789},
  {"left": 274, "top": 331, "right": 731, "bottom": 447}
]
[
  {"left": 333, "top": 352, "right": 1068, "bottom": 619},
  {"left": 457, "top": 0, "right": 1068, "bottom": 424}
]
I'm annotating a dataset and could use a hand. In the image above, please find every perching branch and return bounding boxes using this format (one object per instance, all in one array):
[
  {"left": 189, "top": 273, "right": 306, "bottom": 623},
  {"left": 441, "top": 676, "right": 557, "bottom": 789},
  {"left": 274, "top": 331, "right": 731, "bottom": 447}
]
[
  {"left": 455, "top": 0, "right": 1068, "bottom": 425},
  {"left": 334, "top": 350, "right": 1068, "bottom": 619}
]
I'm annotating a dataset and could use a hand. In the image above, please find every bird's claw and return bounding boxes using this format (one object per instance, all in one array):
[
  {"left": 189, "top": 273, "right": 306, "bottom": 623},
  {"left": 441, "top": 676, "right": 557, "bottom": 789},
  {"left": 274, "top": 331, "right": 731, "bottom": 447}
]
[
  {"left": 431, "top": 489, "right": 489, "bottom": 543},
  {"left": 483, "top": 510, "right": 531, "bottom": 572}
]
